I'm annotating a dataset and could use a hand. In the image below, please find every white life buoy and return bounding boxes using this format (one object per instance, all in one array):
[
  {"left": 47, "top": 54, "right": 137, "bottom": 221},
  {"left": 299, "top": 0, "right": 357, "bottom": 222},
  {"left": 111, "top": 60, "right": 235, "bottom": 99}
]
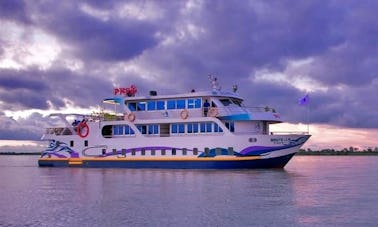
[
  {"left": 180, "top": 109, "right": 189, "bottom": 119},
  {"left": 208, "top": 107, "right": 219, "bottom": 117},
  {"left": 127, "top": 113, "right": 136, "bottom": 122}
]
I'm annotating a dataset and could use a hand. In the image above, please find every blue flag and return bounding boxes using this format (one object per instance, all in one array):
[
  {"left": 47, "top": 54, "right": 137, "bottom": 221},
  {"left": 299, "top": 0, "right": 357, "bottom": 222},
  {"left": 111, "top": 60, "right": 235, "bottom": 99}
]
[{"left": 299, "top": 94, "right": 309, "bottom": 105}]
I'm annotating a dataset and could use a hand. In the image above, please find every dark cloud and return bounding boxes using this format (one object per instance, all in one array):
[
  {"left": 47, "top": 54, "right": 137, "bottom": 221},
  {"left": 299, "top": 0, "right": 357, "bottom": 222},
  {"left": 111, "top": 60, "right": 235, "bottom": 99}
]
[
  {"left": 0, "top": 0, "right": 378, "bottom": 141},
  {"left": 0, "top": 0, "right": 31, "bottom": 24},
  {"left": 31, "top": 1, "right": 160, "bottom": 62},
  {"left": 0, "top": 112, "right": 41, "bottom": 140}
]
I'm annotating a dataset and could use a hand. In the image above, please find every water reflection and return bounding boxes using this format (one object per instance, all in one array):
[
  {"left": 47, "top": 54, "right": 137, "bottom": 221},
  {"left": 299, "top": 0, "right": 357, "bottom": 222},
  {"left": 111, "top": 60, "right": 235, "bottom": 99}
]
[{"left": 1, "top": 156, "right": 378, "bottom": 226}]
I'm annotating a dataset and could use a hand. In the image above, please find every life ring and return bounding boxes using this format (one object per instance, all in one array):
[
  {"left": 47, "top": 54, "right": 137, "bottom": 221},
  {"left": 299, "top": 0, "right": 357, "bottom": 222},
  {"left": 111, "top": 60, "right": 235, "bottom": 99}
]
[
  {"left": 208, "top": 107, "right": 219, "bottom": 117},
  {"left": 127, "top": 113, "right": 136, "bottom": 122},
  {"left": 77, "top": 122, "right": 89, "bottom": 138},
  {"left": 180, "top": 109, "right": 189, "bottom": 119}
]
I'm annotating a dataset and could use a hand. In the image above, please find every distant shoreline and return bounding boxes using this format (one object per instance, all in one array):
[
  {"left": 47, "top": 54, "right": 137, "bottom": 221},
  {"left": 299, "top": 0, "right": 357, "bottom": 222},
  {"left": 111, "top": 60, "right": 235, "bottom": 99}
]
[
  {"left": 0, "top": 152, "right": 41, "bottom": 155},
  {"left": 297, "top": 151, "right": 378, "bottom": 156}
]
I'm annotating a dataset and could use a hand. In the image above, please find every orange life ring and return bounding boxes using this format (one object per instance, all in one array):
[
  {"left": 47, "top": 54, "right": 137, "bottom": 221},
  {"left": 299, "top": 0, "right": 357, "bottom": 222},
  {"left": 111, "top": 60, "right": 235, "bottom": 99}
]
[
  {"left": 77, "top": 122, "right": 89, "bottom": 138},
  {"left": 127, "top": 113, "right": 136, "bottom": 122},
  {"left": 180, "top": 109, "right": 189, "bottom": 119},
  {"left": 208, "top": 107, "right": 219, "bottom": 117}
]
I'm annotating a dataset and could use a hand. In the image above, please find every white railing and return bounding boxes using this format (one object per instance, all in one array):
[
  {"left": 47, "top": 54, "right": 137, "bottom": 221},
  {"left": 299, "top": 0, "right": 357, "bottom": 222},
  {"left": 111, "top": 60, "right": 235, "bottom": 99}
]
[
  {"left": 45, "top": 127, "right": 73, "bottom": 135},
  {"left": 270, "top": 131, "right": 308, "bottom": 135}
]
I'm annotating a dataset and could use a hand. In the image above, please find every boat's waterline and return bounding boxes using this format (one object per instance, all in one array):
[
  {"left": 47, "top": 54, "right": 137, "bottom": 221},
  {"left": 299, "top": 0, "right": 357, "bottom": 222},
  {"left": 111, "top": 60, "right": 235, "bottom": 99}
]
[{"left": 38, "top": 153, "right": 295, "bottom": 169}]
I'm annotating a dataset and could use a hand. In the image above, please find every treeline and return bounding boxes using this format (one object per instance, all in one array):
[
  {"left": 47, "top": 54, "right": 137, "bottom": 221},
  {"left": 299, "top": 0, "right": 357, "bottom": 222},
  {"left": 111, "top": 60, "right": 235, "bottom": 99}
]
[
  {"left": 0, "top": 152, "right": 41, "bottom": 155},
  {"left": 298, "top": 147, "right": 378, "bottom": 155}
]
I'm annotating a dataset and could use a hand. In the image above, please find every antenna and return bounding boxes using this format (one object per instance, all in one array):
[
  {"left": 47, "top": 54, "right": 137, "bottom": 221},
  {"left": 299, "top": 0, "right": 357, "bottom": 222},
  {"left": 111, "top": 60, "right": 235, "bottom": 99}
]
[{"left": 208, "top": 75, "right": 221, "bottom": 91}]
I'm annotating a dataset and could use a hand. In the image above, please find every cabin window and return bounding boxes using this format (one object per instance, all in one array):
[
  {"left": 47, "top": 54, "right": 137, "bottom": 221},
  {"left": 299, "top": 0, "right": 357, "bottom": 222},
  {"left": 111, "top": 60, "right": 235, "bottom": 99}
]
[
  {"left": 231, "top": 98, "right": 242, "bottom": 107},
  {"left": 113, "top": 125, "right": 135, "bottom": 136},
  {"left": 200, "top": 123, "right": 206, "bottom": 133},
  {"left": 187, "top": 123, "right": 193, "bottom": 133},
  {"left": 187, "top": 99, "right": 195, "bottom": 109},
  {"left": 148, "top": 124, "right": 159, "bottom": 134},
  {"left": 178, "top": 123, "right": 185, "bottom": 133},
  {"left": 113, "top": 125, "right": 124, "bottom": 135},
  {"left": 177, "top": 99, "right": 186, "bottom": 109},
  {"left": 124, "top": 125, "right": 135, "bottom": 135},
  {"left": 141, "top": 148, "right": 145, "bottom": 156},
  {"left": 187, "top": 98, "right": 201, "bottom": 109},
  {"left": 161, "top": 149, "right": 166, "bottom": 155},
  {"left": 206, "top": 122, "right": 212, "bottom": 132},
  {"left": 225, "top": 121, "right": 235, "bottom": 132},
  {"left": 151, "top": 149, "right": 156, "bottom": 156},
  {"left": 228, "top": 147, "right": 234, "bottom": 155},
  {"left": 128, "top": 103, "right": 137, "bottom": 111},
  {"left": 167, "top": 100, "right": 176, "bottom": 109},
  {"left": 171, "top": 124, "right": 178, "bottom": 134},
  {"left": 182, "top": 148, "right": 187, "bottom": 155},
  {"left": 195, "top": 99, "right": 201, "bottom": 108},
  {"left": 70, "top": 141, "right": 74, "bottom": 147},
  {"left": 214, "top": 123, "right": 223, "bottom": 133},
  {"left": 157, "top": 100, "right": 165, "bottom": 110},
  {"left": 84, "top": 140, "right": 88, "bottom": 147},
  {"left": 172, "top": 148, "right": 176, "bottom": 155},
  {"left": 137, "top": 102, "right": 146, "bottom": 111},
  {"left": 132, "top": 149, "right": 136, "bottom": 155},
  {"left": 147, "top": 101, "right": 156, "bottom": 111},
  {"left": 193, "top": 123, "right": 199, "bottom": 133},
  {"left": 137, "top": 125, "right": 147, "bottom": 134},
  {"left": 220, "top": 99, "right": 232, "bottom": 106}
]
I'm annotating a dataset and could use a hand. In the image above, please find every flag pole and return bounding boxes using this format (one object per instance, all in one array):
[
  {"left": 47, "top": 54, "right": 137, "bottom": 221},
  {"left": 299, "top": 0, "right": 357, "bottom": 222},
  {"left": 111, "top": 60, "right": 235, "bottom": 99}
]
[
  {"left": 299, "top": 93, "right": 310, "bottom": 134},
  {"left": 307, "top": 102, "right": 310, "bottom": 134}
]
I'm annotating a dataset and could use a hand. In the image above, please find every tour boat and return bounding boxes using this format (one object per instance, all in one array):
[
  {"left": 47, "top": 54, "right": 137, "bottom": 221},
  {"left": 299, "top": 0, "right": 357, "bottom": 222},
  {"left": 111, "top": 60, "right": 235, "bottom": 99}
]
[{"left": 38, "top": 76, "right": 310, "bottom": 169}]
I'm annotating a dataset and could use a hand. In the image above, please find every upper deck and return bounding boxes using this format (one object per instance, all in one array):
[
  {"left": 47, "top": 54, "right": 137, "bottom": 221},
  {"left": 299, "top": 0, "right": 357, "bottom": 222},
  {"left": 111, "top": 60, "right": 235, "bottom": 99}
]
[{"left": 102, "top": 89, "right": 282, "bottom": 123}]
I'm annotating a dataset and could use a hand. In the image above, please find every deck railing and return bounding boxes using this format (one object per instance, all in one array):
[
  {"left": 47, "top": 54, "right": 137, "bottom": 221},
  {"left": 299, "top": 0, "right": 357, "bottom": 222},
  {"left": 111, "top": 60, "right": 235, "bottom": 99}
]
[{"left": 98, "top": 105, "right": 278, "bottom": 121}]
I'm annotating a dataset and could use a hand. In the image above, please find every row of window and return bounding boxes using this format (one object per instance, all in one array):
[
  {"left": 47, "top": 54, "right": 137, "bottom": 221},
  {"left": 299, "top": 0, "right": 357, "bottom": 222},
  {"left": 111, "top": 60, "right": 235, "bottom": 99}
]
[
  {"left": 171, "top": 122, "right": 223, "bottom": 134},
  {"left": 103, "top": 147, "right": 235, "bottom": 156},
  {"left": 111, "top": 121, "right": 234, "bottom": 136},
  {"left": 113, "top": 125, "right": 135, "bottom": 135},
  {"left": 127, "top": 98, "right": 202, "bottom": 111}
]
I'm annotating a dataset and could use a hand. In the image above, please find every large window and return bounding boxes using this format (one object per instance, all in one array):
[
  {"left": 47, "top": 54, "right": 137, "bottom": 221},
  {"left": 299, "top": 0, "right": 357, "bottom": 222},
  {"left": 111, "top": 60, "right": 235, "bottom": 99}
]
[
  {"left": 137, "top": 102, "right": 146, "bottom": 111},
  {"left": 220, "top": 99, "right": 232, "bottom": 106},
  {"left": 176, "top": 99, "right": 186, "bottom": 109},
  {"left": 214, "top": 123, "right": 223, "bottom": 132},
  {"left": 128, "top": 103, "right": 136, "bottom": 111},
  {"left": 147, "top": 101, "right": 156, "bottom": 111},
  {"left": 188, "top": 98, "right": 201, "bottom": 109},
  {"left": 128, "top": 98, "right": 202, "bottom": 111},
  {"left": 137, "top": 124, "right": 159, "bottom": 135},
  {"left": 225, "top": 121, "right": 235, "bottom": 132},
  {"left": 178, "top": 123, "right": 185, "bottom": 133},
  {"left": 172, "top": 122, "right": 222, "bottom": 134},
  {"left": 148, "top": 124, "right": 159, "bottom": 134},
  {"left": 113, "top": 125, "right": 135, "bottom": 136},
  {"left": 167, "top": 100, "right": 176, "bottom": 109},
  {"left": 157, "top": 100, "right": 165, "bottom": 110}
]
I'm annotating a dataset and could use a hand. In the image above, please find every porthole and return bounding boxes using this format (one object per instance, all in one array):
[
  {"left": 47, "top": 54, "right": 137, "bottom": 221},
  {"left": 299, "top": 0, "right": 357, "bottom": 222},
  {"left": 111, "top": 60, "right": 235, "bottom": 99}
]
[{"left": 249, "top": 138, "right": 257, "bottom": 143}]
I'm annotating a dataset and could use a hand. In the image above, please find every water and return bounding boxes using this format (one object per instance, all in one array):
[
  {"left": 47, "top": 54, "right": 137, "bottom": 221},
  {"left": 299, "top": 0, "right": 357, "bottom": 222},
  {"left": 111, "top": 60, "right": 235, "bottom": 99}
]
[{"left": 0, "top": 155, "right": 377, "bottom": 227}]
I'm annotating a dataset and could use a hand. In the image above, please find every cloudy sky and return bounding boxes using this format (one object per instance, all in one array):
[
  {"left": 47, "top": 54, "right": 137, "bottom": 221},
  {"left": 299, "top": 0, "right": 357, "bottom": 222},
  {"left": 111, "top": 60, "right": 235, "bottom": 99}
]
[{"left": 0, "top": 0, "right": 377, "bottom": 151}]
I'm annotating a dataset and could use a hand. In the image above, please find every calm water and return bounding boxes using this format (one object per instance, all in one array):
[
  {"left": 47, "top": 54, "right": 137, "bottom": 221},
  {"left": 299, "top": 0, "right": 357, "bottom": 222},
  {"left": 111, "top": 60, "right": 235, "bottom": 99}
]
[{"left": 0, "top": 155, "right": 377, "bottom": 227}]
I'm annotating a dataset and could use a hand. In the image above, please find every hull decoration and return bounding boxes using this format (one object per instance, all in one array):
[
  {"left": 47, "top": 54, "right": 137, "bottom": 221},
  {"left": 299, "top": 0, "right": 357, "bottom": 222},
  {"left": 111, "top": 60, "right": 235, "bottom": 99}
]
[{"left": 38, "top": 76, "right": 310, "bottom": 169}]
